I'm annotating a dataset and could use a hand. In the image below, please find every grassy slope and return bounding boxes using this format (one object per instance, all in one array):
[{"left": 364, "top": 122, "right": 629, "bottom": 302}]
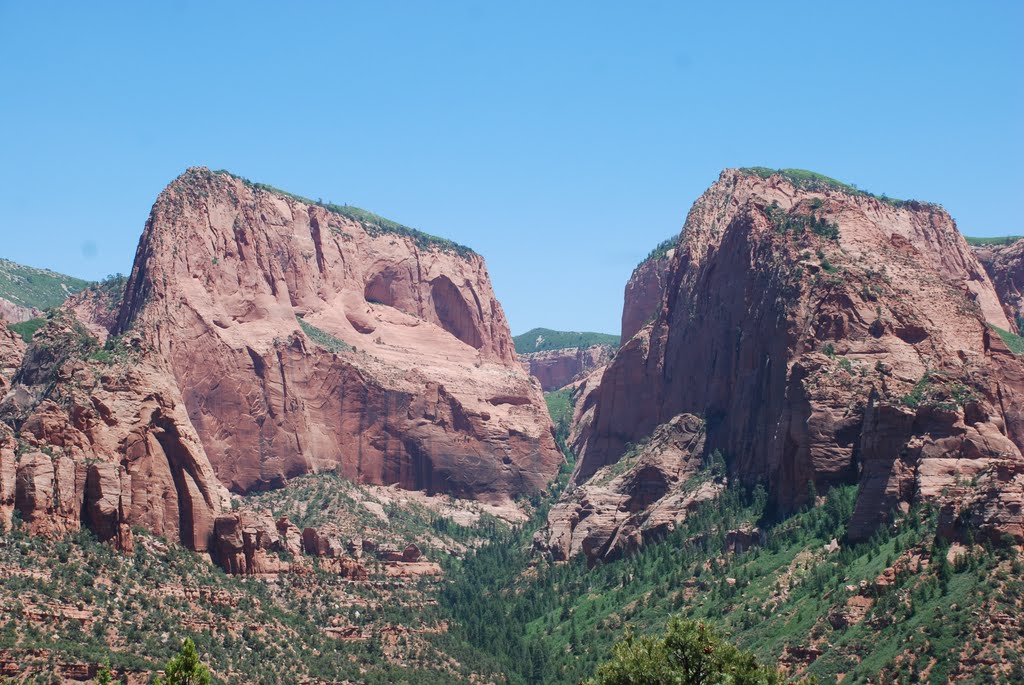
[
  {"left": 0, "top": 258, "right": 90, "bottom": 310},
  {"left": 514, "top": 328, "right": 619, "bottom": 353},
  {"left": 991, "top": 325, "right": 1024, "bottom": 355}
]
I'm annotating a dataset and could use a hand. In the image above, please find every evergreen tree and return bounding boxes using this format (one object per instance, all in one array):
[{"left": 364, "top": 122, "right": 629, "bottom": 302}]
[
  {"left": 154, "top": 637, "right": 211, "bottom": 685},
  {"left": 588, "top": 618, "right": 793, "bottom": 685}
]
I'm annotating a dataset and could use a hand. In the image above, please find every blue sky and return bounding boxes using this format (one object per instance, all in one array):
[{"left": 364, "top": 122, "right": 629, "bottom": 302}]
[{"left": 1, "top": 2, "right": 1021, "bottom": 335}]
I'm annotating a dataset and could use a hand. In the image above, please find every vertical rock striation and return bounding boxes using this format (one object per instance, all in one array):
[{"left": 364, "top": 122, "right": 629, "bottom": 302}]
[
  {"left": 544, "top": 169, "right": 1024, "bottom": 561},
  {"left": 112, "top": 168, "right": 559, "bottom": 502}
]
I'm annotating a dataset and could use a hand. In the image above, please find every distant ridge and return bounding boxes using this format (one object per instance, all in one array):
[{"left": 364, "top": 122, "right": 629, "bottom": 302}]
[
  {"left": 513, "top": 327, "right": 619, "bottom": 354},
  {"left": 0, "top": 257, "right": 90, "bottom": 311}
]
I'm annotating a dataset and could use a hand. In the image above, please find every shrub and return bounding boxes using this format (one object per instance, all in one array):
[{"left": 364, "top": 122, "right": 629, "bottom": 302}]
[{"left": 587, "top": 618, "right": 787, "bottom": 685}]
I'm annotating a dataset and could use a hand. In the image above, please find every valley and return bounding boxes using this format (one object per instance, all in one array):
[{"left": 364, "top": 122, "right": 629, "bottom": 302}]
[{"left": 2, "top": 167, "right": 1024, "bottom": 684}]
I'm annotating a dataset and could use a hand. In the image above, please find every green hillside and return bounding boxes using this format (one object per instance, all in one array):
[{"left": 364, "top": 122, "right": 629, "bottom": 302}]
[
  {"left": 0, "top": 258, "right": 90, "bottom": 310},
  {"left": 514, "top": 327, "right": 619, "bottom": 354},
  {"left": 442, "top": 482, "right": 1022, "bottom": 685},
  {"left": 964, "top": 235, "right": 1022, "bottom": 247}
]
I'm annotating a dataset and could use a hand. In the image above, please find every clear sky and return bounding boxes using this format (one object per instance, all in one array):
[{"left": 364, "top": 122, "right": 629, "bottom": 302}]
[{"left": 1, "top": 2, "right": 1021, "bottom": 335}]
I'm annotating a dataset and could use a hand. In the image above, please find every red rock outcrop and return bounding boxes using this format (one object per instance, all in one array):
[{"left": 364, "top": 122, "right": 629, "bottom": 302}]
[
  {"left": 0, "top": 297, "right": 40, "bottom": 325},
  {"left": 0, "top": 423, "right": 15, "bottom": 529},
  {"left": 113, "top": 168, "right": 560, "bottom": 502},
  {"left": 621, "top": 242, "right": 675, "bottom": 342},
  {"left": 536, "top": 413, "right": 720, "bottom": 564},
  {"left": 519, "top": 344, "right": 613, "bottom": 391},
  {"left": 973, "top": 238, "right": 1024, "bottom": 332},
  {"left": 0, "top": 312, "right": 227, "bottom": 549},
  {"left": 212, "top": 510, "right": 291, "bottom": 575},
  {"left": 562, "top": 169, "right": 1024, "bottom": 554},
  {"left": 0, "top": 321, "right": 25, "bottom": 397},
  {"left": 64, "top": 279, "right": 125, "bottom": 343}
]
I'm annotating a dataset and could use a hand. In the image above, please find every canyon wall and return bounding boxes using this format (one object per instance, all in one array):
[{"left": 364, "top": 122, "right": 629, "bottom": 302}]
[
  {"left": 541, "top": 169, "right": 1024, "bottom": 562},
  {"left": 519, "top": 345, "right": 613, "bottom": 391},
  {"left": 112, "top": 168, "right": 560, "bottom": 502},
  {"left": 973, "top": 239, "right": 1024, "bottom": 332},
  {"left": 621, "top": 244, "right": 674, "bottom": 342},
  {"left": 0, "top": 167, "right": 561, "bottom": 558}
]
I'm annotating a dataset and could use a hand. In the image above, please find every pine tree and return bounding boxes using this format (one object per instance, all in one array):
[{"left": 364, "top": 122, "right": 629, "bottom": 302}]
[{"left": 154, "top": 637, "right": 211, "bottom": 685}]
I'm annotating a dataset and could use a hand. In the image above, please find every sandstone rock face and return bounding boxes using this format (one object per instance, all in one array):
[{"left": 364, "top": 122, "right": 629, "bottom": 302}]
[
  {"left": 0, "top": 423, "right": 15, "bottom": 529},
  {"left": 114, "top": 168, "right": 560, "bottom": 502},
  {"left": 518, "top": 344, "right": 613, "bottom": 391},
  {"left": 64, "top": 281, "right": 124, "bottom": 343},
  {"left": 621, "top": 245, "right": 675, "bottom": 342},
  {"left": 536, "top": 414, "right": 719, "bottom": 564},
  {"left": 563, "top": 169, "right": 1023, "bottom": 554},
  {"left": 973, "top": 238, "right": 1024, "bottom": 332},
  {"left": 0, "top": 313, "right": 227, "bottom": 549},
  {"left": 0, "top": 297, "right": 41, "bottom": 325},
  {"left": 0, "top": 321, "right": 25, "bottom": 398},
  {"left": 212, "top": 510, "right": 290, "bottom": 575}
]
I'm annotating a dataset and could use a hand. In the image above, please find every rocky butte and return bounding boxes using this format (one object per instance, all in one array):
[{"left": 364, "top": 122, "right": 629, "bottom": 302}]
[
  {"left": 539, "top": 168, "right": 1024, "bottom": 563},
  {"left": 0, "top": 167, "right": 561, "bottom": 557}
]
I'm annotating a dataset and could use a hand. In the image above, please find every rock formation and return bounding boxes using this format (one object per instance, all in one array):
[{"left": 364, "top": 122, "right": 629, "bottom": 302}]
[
  {"left": 545, "top": 169, "right": 1024, "bottom": 561},
  {"left": 973, "top": 238, "right": 1024, "bottom": 332},
  {"left": 0, "top": 167, "right": 560, "bottom": 565},
  {"left": 519, "top": 344, "right": 613, "bottom": 391},
  {"left": 536, "top": 413, "right": 721, "bottom": 564},
  {"left": 0, "top": 297, "right": 41, "bottom": 325},
  {"left": 0, "top": 321, "right": 25, "bottom": 398},
  {"left": 212, "top": 510, "right": 293, "bottom": 575},
  {"left": 621, "top": 241, "right": 675, "bottom": 342},
  {"left": 113, "top": 168, "right": 560, "bottom": 501},
  {"left": 0, "top": 312, "right": 228, "bottom": 547}
]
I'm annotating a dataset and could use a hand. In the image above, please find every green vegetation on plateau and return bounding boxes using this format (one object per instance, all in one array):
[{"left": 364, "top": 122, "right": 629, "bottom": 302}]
[
  {"left": 0, "top": 258, "right": 90, "bottom": 310},
  {"left": 963, "top": 235, "right": 1022, "bottom": 247},
  {"left": 211, "top": 169, "right": 475, "bottom": 257},
  {"left": 740, "top": 168, "right": 915, "bottom": 207},
  {"left": 513, "top": 327, "right": 619, "bottom": 353},
  {"left": 296, "top": 315, "right": 353, "bottom": 353}
]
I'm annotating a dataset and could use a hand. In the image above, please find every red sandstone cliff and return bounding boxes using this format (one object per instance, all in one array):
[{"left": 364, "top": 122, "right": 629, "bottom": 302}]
[
  {"left": 112, "top": 168, "right": 559, "bottom": 501},
  {"left": 973, "top": 238, "right": 1024, "bottom": 333},
  {"left": 541, "top": 169, "right": 1024, "bottom": 562},
  {"left": 519, "top": 345, "right": 613, "bottom": 391},
  {"left": 0, "top": 312, "right": 227, "bottom": 549},
  {"left": 0, "top": 168, "right": 560, "bottom": 560},
  {"left": 621, "top": 243, "right": 675, "bottom": 342}
]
